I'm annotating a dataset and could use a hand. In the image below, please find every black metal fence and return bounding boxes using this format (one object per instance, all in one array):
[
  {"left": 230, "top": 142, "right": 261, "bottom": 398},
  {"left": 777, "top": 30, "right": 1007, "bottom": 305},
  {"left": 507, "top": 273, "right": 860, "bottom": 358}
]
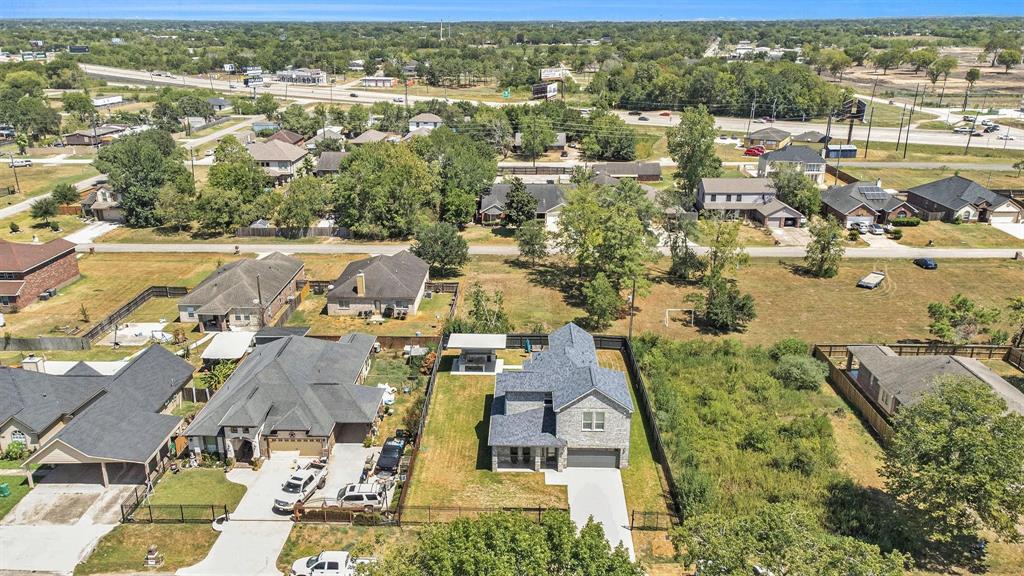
[
  {"left": 630, "top": 510, "right": 682, "bottom": 530},
  {"left": 82, "top": 285, "right": 189, "bottom": 341},
  {"left": 123, "top": 503, "right": 229, "bottom": 524},
  {"left": 398, "top": 505, "right": 569, "bottom": 525}
]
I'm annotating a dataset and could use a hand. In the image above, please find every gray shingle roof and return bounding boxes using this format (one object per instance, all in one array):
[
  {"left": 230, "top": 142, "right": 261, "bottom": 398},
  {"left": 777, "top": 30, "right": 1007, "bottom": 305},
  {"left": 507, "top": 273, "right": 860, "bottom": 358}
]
[
  {"left": 409, "top": 112, "right": 444, "bottom": 123},
  {"left": 315, "top": 151, "right": 349, "bottom": 173},
  {"left": 179, "top": 253, "right": 303, "bottom": 316},
  {"left": 591, "top": 161, "right": 661, "bottom": 177},
  {"left": 488, "top": 323, "right": 633, "bottom": 447},
  {"left": 480, "top": 183, "right": 573, "bottom": 215},
  {"left": 326, "top": 250, "right": 429, "bottom": 303},
  {"left": 247, "top": 140, "right": 307, "bottom": 163},
  {"left": 792, "top": 130, "right": 830, "bottom": 143},
  {"left": 748, "top": 127, "right": 792, "bottom": 141},
  {"left": 761, "top": 145, "right": 822, "bottom": 164},
  {"left": 848, "top": 345, "right": 1024, "bottom": 415},
  {"left": 822, "top": 182, "right": 914, "bottom": 215},
  {"left": 14, "top": 346, "right": 195, "bottom": 463},
  {"left": 186, "top": 335, "right": 383, "bottom": 437},
  {"left": 907, "top": 175, "right": 1013, "bottom": 211}
]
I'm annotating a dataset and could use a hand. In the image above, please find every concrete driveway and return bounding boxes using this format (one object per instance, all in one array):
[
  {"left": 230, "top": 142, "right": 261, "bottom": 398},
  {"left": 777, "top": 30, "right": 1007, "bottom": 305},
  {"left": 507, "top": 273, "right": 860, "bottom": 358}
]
[
  {"left": 179, "top": 452, "right": 307, "bottom": 576},
  {"left": 993, "top": 222, "right": 1024, "bottom": 240},
  {"left": 545, "top": 468, "right": 634, "bottom": 560},
  {"left": 0, "top": 464, "right": 138, "bottom": 575},
  {"left": 769, "top": 226, "right": 811, "bottom": 247},
  {"left": 320, "top": 443, "right": 377, "bottom": 503}
]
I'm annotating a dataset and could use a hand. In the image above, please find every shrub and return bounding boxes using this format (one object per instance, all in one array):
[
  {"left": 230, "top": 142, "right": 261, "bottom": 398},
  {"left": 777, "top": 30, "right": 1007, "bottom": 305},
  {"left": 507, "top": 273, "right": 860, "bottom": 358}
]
[
  {"left": 49, "top": 221, "right": 60, "bottom": 232},
  {"left": 771, "top": 355, "right": 827, "bottom": 391},
  {"left": 847, "top": 228, "right": 860, "bottom": 241},
  {"left": 768, "top": 337, "right": 810, "bottom": 360},
  {"left": 890, "top": 217, "right": 921, "bottom": 227},
  {"left": 3, "top": 441, "right": 29, "bottom": 461},
  {"left": 888, "top": 228, "right": 903, "bottom": 240},
  {"left": 952, "top": 215, "right": 963, "bottom": 225},
  {"left": 8, "top": 221, "right": 19, "bottom": 233}
]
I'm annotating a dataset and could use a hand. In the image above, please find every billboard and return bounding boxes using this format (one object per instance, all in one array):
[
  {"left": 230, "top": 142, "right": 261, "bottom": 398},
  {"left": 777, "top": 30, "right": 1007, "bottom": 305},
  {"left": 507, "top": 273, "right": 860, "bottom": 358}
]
[
  {"left": 540, "top": 67, "right": 570, "bottom": 81},
  {"left": 532, "top": 82, "right": 559, "bottom": 100},
  {"left": 91, "top": 95, "right": 123, "bottom": 107},
  {"left": 244, "top": 76, "right": 264, "bottom": 87}
]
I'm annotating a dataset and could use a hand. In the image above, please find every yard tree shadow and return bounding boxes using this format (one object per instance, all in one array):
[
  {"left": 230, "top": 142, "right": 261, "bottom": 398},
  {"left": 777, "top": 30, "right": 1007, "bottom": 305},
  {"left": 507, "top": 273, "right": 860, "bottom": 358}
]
[
  {"left": 475, "top": 394, "right": 494, "bottom": 471},
  {"left": 523, "top": 260, "right": 586, "bottom": 309}
]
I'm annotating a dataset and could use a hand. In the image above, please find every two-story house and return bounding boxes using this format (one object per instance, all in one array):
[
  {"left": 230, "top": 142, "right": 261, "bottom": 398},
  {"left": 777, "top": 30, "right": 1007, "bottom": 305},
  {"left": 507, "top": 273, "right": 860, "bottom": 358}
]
[
  {"left": 757, "top": 145, "right": 826, "bottom": 185},
  {"left": 697, "top": 177, "right": 804, "bottom": 228},
  {"left": 0, "top": 239, "right": 80, "bottom": 312},
  {"left": 247, "top": 140, "right": 308, "bottom": 183},
  {"left": 81, "top": 186, "right": 124, "bottom": 222},
  {"left": 488, "top": 323, "right": 633, "bottom": 471}
]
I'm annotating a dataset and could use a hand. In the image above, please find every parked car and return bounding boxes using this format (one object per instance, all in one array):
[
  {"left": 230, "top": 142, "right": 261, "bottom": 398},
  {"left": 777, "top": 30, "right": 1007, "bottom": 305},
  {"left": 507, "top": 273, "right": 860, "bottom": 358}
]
[
  {"left": 336, "top": 482, "right": 386, "bottom": 512},
  {"left": 560, "top": 150, "right": 569, "bottom": 157},
  {"left": 374, "top": 437, "right": 407, "bottom": 477},
  {"left": 743, "top": 146, "right": 766, "bottom": 157},
  {"left": 853, "top": 222, "right": 871, "bottom": 234},
  {"left": 8, "top": 159, "right": 32, "bottom": 168},
  {"left": 963, "top": 115, "right": 976, "bottom": 122},
  {"left": 983, "top": 125, "right": 999, "bottom": 133},
  {"left": 980, "top": 119, "right": 994, "bottom": 126},
  {"left": 868, "top": 224, "right": 885, "bottom": 235},
  {"left": 274, "top": 460, "right": 328, "bottom": 512},
  {"left": 997, "top": 134, "right": 1015, "bottom": 141},
  {"left": 952, "top": 127, "right": 972, "bottom": 134},
  {"left": 349, "top": 92, "right": 358, "bottom": 98},
  {"left": 913, "top": 258, "right": 938, "bottom": 270},
  {"left": 204, "top": 149, "right": 215, "bottom": 157},
  {"left": 229, "top": 83, "right": 238, "bottom": 89},
  {"left": 291, "top": 551, "right": 362, "bottom": 576}
]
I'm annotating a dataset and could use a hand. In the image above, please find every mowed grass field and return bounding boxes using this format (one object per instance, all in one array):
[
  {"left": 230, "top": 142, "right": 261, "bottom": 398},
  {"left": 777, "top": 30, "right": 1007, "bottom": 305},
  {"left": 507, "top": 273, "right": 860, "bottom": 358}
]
[
  {"left": 842, "top": 167, "right": 1024, "bottom": 191},
  {"left": 0, "top": 163, "right": 99, "bottom": 206},
  {"left": 896, "top": 221, "right": 1024, "bottom": 248},
  {"left": 75, "top": 525, "right": 218, "bottom": 575},
  {"left": 455, "top": 256, "right": 1024, "bottom": 346},
  {"left": 5, "top": 252, "right": 236, "bottom": 338}
]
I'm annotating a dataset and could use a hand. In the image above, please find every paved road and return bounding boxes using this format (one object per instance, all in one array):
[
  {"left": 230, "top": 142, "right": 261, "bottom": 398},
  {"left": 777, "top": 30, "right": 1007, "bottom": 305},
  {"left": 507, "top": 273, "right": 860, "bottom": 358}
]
[
  {"left": 181, "top": 115, "right": 259, "bottom": 151},
  {"left": 0, "top": 174, "right": 106, "bottom": 220},
  {"left": 77, "top": 241, "right": 1024, "bottom": 260}
]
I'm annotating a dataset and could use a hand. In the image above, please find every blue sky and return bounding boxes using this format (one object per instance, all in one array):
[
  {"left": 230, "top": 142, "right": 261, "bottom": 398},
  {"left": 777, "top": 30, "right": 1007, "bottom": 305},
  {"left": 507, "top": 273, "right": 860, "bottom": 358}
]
[{"left": 5, "top": 1, "right": 1021, "bottom": 21}]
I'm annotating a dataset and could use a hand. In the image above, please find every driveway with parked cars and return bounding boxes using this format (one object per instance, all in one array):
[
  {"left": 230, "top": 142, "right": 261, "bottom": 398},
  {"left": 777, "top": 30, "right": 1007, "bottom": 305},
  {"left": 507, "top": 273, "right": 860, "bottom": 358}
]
[{"left": 545, "top": 468, "right": 635, "bottom": 561}]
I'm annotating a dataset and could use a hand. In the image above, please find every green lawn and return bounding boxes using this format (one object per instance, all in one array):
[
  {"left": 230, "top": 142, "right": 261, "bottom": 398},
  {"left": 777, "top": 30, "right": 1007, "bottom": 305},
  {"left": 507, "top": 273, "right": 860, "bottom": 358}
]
[
  {"left": 0, "top": 214, "right": 87, "bottom": 243},
  {"left": 147, "top": 468, "right": 247, "bottom": 509},
  {"left": 403, "top": 354, "right": 569, "bottom": 513},
  {"left": 865, "top": 101, "right": 939, "bottom": 128},
  {"left": 365, "top": 352, "right": 427, "bottom": 445},
  {"left": 895, "top": 221, "right": 1024, "bottom": 248},
  {"left": 0, "top": 163, "right": 99, "bottom": 207},
  {"left": 841, "top": 167, "right": 1024, "bottom": 191},
  {"left": 0, "top": 474, "right": 34, "bottom": 520},
  {"left": 460, "top": 224, "right": 516, "bottom": 245},
  {"left": 75, "top": 525, "right": 219, "bottom": 575}
]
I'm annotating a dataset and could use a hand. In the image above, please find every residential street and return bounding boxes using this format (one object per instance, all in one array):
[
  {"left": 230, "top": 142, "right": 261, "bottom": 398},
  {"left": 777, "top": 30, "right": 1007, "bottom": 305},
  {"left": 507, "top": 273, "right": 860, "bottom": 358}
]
[{"left": 0, "top": 174, "right": 107, "bottom": 220}]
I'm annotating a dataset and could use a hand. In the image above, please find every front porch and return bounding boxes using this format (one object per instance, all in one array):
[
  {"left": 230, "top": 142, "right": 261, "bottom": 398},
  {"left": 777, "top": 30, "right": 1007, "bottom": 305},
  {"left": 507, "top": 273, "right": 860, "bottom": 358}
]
[{"left": 491, "top": 445, "right": 566, "bottom": 472}]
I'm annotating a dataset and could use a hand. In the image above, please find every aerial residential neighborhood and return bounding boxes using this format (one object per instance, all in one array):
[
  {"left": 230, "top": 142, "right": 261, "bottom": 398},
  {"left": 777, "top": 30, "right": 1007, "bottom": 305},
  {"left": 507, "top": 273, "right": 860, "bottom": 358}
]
[{"left": 0, "top": 8, "right": 1023, "bottom": 576}]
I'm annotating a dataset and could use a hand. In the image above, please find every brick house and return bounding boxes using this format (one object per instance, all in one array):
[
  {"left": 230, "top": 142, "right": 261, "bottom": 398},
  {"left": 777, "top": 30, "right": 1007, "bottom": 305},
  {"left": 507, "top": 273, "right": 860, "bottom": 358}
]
[
  {"left": 0, "top": 239, "right": 80, "bottom": 312},
  {"left": 821, "top": 181, "right": 917, "bottom": 228}
]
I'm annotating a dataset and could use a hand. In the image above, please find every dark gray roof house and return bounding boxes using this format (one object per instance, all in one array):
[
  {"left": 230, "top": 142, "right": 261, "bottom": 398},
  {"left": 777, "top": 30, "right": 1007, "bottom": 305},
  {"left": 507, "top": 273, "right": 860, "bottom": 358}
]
[
  {"left": 822, "top": 181, "right": 917, "bottom": 226},
  {"left": 479, "top": 182, "right": 573, "bottom": 220},
  {"left": 315, "top": 151, "right": 350, "bottom": 175},
  {"left": 186, "top": 335, "right": 384, "bottom": 458},
  {"left": 326, "top": 250, "right": 430, "bottom": 316},
  {"left": 792, "top": 130, "right": 831, "bottom": 143},
  {"left": 907, "top": 175, "right": 1023, "bottom": 223},
  {"left": 760, "top": 145, "right": 823, "bottom": 164},
  {"left": 178, "top": 253, "right": 304, "bottom": 332},
  {"left": 591, "top": 161, "right": 662, "bottom": 181},
  {"left": 11, "top": 346, "right": 194, "bottom": 484},
  {"left": 488, "top": 323, "right": 633, "bottom": 471}
]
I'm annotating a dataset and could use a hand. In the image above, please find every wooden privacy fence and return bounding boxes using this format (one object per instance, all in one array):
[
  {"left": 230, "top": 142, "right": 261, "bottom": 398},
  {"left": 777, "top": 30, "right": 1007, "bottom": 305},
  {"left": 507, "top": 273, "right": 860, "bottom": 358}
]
[{"left": 815, "top": 347, "right": 895, "bottom": 442}]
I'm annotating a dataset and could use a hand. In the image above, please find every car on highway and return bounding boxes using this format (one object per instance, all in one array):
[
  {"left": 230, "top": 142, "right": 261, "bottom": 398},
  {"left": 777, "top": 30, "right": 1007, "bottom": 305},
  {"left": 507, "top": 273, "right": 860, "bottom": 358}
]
[
  {"left": 963, "top": 115, "right": 976, "bottom": 122},
  {"left": 971, "top": 131, "right": 984, "bottom": 137},
  {"left": 952, "top": 127, "right": 972, "bottom": 134},
  {"left": 374, "top": 436, "right": 407, "bottom": 478},
  {"left": 638, "top": 116, "right": 649, "bottom": 121},
  {"left": 627, "top": 110, "right": 642, "bottom": 116},
  {"left": 913, "top": 258, "right": 938, "bottom": 270},
  {"left": 743, "top": 145, "right": 766, "bottom": 157},
  {"left": 659, "top": 111, "right": 671, "bottom": 117},
  {"left": 997, "top": 134, "right": 1015, "bottom": 141},
  {"left": 984, "top": 125, "right": 1000, "bottom": 133},
  {"left": 760, "top": 116, "right": 774, "bottom": 123},
  {"left": 229, "top": 83, "right": 237, "bottom": 89},
  {"left": 392, "top": 97, "right": 404, "bottom": 103},
  {"left": 350, "top": 93, "right": 358, "bottom": 98}
]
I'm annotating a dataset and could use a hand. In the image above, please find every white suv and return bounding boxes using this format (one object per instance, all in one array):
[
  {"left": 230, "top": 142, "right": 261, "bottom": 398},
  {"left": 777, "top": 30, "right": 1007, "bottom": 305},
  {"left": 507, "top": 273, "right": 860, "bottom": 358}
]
[{"left": 336, "top": 483, "right": 386, "bottom": 512}]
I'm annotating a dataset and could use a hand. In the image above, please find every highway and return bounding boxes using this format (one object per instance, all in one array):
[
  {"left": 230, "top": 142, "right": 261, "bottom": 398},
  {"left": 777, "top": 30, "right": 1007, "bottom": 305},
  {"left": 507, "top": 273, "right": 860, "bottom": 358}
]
[{"left": 80, "top": 63, "right": 1024, "bottom": 151}]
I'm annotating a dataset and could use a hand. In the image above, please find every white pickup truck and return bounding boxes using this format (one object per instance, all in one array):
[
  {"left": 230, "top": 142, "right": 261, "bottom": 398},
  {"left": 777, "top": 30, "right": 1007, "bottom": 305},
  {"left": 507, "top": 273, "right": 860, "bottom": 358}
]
[
  {"left": 274, "top": 460, "right": 328, "bottom": 512},
  {"left": 291, "top": 551, "right": 373, "bottom": 576}
]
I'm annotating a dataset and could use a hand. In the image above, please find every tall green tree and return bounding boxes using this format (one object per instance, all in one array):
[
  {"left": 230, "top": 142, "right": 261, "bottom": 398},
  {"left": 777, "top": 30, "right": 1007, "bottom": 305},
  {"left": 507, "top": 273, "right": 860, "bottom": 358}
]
[
  {"left": 666, "top": 105, "right": 721, "bottom": 210},
  {"left": 996, "top": 49, "right": 1021, "bottom": 73},
  {"left": 769, "top": 163, "right": 821, "bottom": 217},
  {"left": 51, "top": 183, "right": 80, "bottom": 207},
  {"left": 30, "top": 196, "right": 59, "bottom": 224},
  {"left": 882, "top": 376, "right": 1024, "bottom": 559},
  {"left": 515, "top": 219, "right": 548, "bottom": 264},
  {"left": 503, "top": 177, "right": 538, "bottom": 227},
  {"left": 519, "top": 114, "right": 555, "bottom": 166},
  {"left": 195, "top": 187, "right": 242, "bottom": 235},
  {"left": 412, "top": 222, "right": 469, "bottom": 277},
  {"left": 927, "top": 293, "right": 1000, "bottom": 345},
  {"left": 94, "top": 129, "right": 191, "bottom": 227},
  {"left": 687, "top": 213, "right": 756, "bottom": 332},
  {"left": 580, "top": 112, "right": 636, "bottom": 161},
  {"left": 804, "top": 216, "right": 845, "bottom": 278},
  {"left": 208, "top": 135, "right": 268, "bottom": 201},
  {"left": 155, "top": 185, "right": 196, "bottom": 231},
  {"left": 583, "top": 272, "right": 622, "bottom": 330}
]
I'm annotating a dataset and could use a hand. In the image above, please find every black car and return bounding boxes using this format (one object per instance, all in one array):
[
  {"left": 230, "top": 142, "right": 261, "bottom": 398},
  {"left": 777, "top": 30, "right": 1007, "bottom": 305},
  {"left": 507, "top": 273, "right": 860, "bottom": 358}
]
[
  {"left": 349, "top": 92, "right": 359, "bottom": 97},
  {"left": 627, "top": 110, "right": 641, "bottom": 116},
  {"left": 374, "top": 436, "right": 407, "bottom": 477},
  {"left": 913, "top": 258, "right": 938, "bottom": 270}
]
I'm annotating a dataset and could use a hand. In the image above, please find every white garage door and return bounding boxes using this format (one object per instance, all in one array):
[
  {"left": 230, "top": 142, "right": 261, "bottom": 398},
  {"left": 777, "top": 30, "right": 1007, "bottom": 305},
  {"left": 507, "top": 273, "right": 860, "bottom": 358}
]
[
  {"left": 990, "top": 214, "right": 1019, "bottom": 224},
  {"left": 567, "top": 448, "right": 619, "bottom": 468},
  {"left": 847, "top": 216, "right": 874, "bottom": 227}
]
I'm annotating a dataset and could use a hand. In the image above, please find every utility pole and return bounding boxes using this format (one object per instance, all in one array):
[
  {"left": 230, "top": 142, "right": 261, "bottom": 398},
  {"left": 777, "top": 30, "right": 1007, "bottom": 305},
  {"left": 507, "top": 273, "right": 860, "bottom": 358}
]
[
  {"left": 745, "top": 93, "right": 758, "bottom": 139},
  {"left": 895, "top": 104, "right": 907, "bottom": 153},
  {"left": 189, "top": 150, "right": 196, "bottom": 187},
  {"left": 7, "top": 153, "right": 21, "bottom": 194},
  {"left": 867, "top": 76, "right": 879, "bottom": 120},
  {"left": 628, "top": 276, "right": 636, "bottom": 343},
  {"left": 1003, "top": 127, "right": 1012, "bottom": 150},
  {"left": 963, "top": 114, "right": 979, "bottom": 156},
  {"left": 903, "top": 84, "right": 920, "bottom": 160},
  {"left": 863, "top": 107, "right": 874, "bottom": 159}
]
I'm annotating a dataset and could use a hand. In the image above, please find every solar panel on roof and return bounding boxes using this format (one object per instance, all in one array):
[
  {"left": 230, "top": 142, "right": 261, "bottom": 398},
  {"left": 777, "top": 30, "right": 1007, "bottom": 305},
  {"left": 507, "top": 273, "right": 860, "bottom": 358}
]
[{"left": 859, "top": 186, "right": 889, "bottom": 200}]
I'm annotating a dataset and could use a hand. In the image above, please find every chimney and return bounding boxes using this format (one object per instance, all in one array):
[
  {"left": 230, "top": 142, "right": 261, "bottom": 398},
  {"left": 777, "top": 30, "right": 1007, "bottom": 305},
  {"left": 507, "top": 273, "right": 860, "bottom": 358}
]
[
  {"left": 875, "top": 178, "right": 882, "bottom": 188},
  {"left": 21, "top": 353, "right": 45, "bottom": 373},
  {"left": 355, "top": 271, "right": 366, "bottom": 296}
]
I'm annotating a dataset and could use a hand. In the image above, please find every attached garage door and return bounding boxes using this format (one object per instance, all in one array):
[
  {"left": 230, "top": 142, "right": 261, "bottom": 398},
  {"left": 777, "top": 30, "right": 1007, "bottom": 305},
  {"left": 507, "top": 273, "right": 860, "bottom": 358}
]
[
  {"left": 847, "top": 216, "right": 874, "bottom": 227},
  {"left": 567, "top": 448, "right": 619, "bottom": 468},
  {"left": 990, "top": 213, "right": 1019, "bottom": 224},
  {"left": 268, "top": 437, "right": 323, "bottom": 456},
  {"left": 334, "top": 423, "right": 370, "bottom": 444}
]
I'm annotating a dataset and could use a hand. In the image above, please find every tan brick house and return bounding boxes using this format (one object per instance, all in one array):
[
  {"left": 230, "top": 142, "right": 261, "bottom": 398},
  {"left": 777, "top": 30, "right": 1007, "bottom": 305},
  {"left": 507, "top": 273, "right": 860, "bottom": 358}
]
[{"left": 0, "top": 239, "right": 80, "bottom": 313}]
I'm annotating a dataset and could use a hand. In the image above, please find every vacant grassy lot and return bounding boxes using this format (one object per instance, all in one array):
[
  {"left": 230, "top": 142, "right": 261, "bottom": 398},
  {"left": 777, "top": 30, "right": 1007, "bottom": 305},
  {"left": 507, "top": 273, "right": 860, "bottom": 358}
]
[
  {"left": 843, "top": 167, "right": 1024, "bottom": 191},
  {"left": 866, "top": 101, "right": 939, "bottom": 128},
  {"left": 291, "top": 292, "right": 452, "bottom": 337},
  {"left": 358, "top": 81, "right": 529, "bottom": 103},
  {"left": 456, "top": 256, "right": 1024, "bottom": 346},
  {"left": 403, "top": 354, "right": 569, "bottom": 510},
  {"left": 0, "top": 163, "right": 99, "bottom": 206},
  {"left": 4, "top": 252, "right": 234, "bottom": 338},
  {"left": 75, "top": 524, "right": 218, "bottom": 575},
  {"left": 0, "top": 213, "right": 87, "bottom": 243},
  {"left": 97, "top": 224, "right": 329, "bottom": 244},
  {"left": 296, "top": 254, "right": 366, "bottom": 280},
  {"left": 148, "top": 468, "right": 247, "bottom": 509},
  {"left": 277, "top": 525, "right": 418, "bottom": 572},
  {"left": 895, "top": 221, "right": 1024, "bottom": 248},
  {"left": 460, "top": 224, "right": 516, "bottom": 245}
]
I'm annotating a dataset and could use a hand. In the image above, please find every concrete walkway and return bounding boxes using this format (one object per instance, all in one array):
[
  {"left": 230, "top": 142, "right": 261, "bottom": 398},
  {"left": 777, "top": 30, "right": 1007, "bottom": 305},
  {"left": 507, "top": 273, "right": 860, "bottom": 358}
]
[
  {"left": 179, "top": 452, "right": 306, "bottom": 576},
  {"left": 545, "top": 468, "right": 634, "bottom": 561},
  {"left": 64, "top": 221, "right": 120, "bottom": 244}
]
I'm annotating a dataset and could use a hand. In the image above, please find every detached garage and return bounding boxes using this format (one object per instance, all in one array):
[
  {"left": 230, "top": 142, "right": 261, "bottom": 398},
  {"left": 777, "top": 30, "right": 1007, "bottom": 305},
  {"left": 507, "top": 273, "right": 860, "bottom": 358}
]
[
  {"left": 567, "top": 448, "right": 620, "bottom": 468},
  {"left": 753, "top": 200, "right": 805, "bottom": 228}
]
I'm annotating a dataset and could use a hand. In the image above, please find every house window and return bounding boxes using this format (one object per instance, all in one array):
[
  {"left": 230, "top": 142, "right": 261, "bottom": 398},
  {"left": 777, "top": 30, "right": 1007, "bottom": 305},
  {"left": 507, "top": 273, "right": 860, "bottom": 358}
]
[
  {"left": 0, "top": 272, "right": 15, "bottom": 280},
  {"left": 230, "top": 427, "right": 238, "bottom": 433},
  {"left": 582, "top": 411, "right": 605, "bottom": 431},
  {"left": 725, "top": 194, "right": 732, "bottom": 202},
  {"left": 0, "top": 296, "right": 11, "bottom": 306},
  {"left": 11, "top": 430, "right": 27, "bottom": 445}
]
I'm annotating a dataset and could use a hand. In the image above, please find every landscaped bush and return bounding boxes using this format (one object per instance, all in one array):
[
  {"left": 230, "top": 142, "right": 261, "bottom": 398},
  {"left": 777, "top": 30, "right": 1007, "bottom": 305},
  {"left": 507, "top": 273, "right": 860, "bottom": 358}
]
[
  {"left": 3, "top": 441, "right": 28, "bottom": 461},
  {"left": 888, "top": 228, "right": 903, "bottom": 240},
  {"left": 890, "top": 217, "right": 921, "bottom": 227},
  {"left": 847, "top": 229, "right": 860, "bottom": 241},
  {"left": 768, "top": 337, "right": 810, "bottom": 360},
  {"left": 771, "top": 354, "right": 827, "bottom": 391}
]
